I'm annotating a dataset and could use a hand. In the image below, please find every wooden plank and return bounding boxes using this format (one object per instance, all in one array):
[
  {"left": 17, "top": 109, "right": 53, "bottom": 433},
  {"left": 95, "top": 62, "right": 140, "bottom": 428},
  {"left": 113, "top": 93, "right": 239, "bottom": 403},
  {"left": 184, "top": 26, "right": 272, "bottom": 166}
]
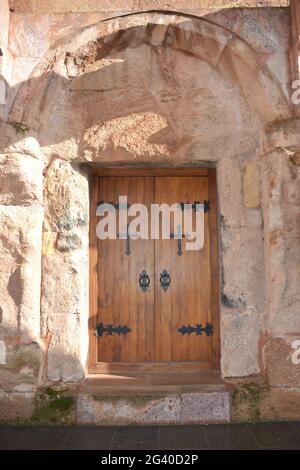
[
  {"left": 89, "top": 361, "right": 212, "bottom": 375},
  {"left": 154, "top": 176, "right": 212, "bottom": 363},
  {"left": 88, "top": 173, "right": 99, "bottom": 369},
  {"left": 91, "top": 167, "right": 209, "bottom": 177},
  {"left": 97, "top": 176, "right": 155, "bottom": 363},
  {"left": 208, "top": 168, "right": 221, "bottom": 370}
]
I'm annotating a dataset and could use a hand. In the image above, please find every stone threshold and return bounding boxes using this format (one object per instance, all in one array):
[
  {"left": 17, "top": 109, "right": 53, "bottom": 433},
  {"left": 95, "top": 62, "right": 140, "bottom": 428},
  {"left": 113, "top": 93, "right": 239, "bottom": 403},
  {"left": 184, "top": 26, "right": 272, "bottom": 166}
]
[{"left": 76, "top": 372, "right": 230, "bottom": 425}]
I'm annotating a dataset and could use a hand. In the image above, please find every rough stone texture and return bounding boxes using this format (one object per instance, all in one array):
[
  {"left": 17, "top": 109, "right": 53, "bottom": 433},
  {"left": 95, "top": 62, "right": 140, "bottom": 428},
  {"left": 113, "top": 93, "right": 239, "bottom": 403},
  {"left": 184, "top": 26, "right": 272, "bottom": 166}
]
[
  {"left": 181, "top": 392, "right": 230, "bottom": 423},
  {"left": 9, "top": 13, "right": 291, "bottom": 157},
  {"left": 0, "top": 152, "right": 44, "bottom": 405},
  {"left": 0, "top": 391, "right": 35, "bottom": 421},
  {"left": 221, "top": 310, "right": 261, "bottom": 377},
  {"left": 261, "top": 150, "right": 300, "bottom": 336},
  {"left": 8, "top": 1, "right": 290, "bottom": 15},
  {"left": 77, "top": 391, "right": 230, "bottom": 425},
  {"left": 264, "top": 337, "right": 300, "bottom": 387},
  {"left": 0, "top": 205, "right": 43, "bottom": 337},
  {"left": 0, "top": 1, "right": 10, "bottom": 119},
  {"left": 0, "top": 154, "right": 43, "bottom": 205},
  {"left": 0, "top": 342, "right": 43, "bottom": 393},
  {"left": 231, "top": 379, "right": 300, "bottom": 422},
  {"left": 41, "top": 161, "right": 89, "bottom": 383}
]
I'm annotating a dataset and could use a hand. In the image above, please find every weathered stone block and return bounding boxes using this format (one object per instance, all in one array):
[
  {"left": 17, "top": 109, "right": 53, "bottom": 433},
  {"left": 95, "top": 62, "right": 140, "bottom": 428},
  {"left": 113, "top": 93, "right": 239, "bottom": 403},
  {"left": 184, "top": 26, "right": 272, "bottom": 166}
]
[
  {"left": 0, "top": 391, "right": 35, "bottom": 421},
  {"left": 221, "top": 228, "right": 264, "bottom": 311},
  {"left": 231, "top": 379, "right": 300, "bottom": 422},
  {"left": 0, "top": 342, "right": 43, "bottom": 392},
  {"left": 181, "top": 392, "right": 230, "bottom": 423},
  {"left": 264, "top": 336, "right": 300, "bottom": 387},
  {"left": 56, "top": 232, "right": 82, "bottom": 252},
  {"left": 0, "top": 205, "right": 43, "bottom": 337},
  {"left": 44, "top": 313, "right": 87, "bottom": 382},
  {"left": 77, "top": 390, "right": 230, "bottom": 425},
  {"left": 221, "top": 310, "right": 260, "bottom": 377},
  {"left": 44, "top": 161, "right": 89, "bottom": 232},
  {"left": 0, "top": 154, "right": 43, "bottom": 205}
]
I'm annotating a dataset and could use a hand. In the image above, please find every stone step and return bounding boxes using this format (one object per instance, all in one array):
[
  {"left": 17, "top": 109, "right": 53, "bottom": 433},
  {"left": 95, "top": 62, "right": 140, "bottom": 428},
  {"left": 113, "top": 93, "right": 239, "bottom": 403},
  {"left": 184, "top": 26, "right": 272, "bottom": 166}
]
[{"left": 76, "top": 376, "right": 230, "bottom": 425}]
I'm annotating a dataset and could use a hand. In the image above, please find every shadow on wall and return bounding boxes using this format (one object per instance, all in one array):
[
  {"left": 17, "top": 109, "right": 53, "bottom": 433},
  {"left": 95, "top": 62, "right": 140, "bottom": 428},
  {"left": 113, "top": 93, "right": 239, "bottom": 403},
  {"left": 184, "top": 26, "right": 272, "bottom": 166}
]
[
  {"left": 0, "top": 15, "right": 292, "bottom": 162},
  {"left": 0, "top": 321, "right": 84, "bottom": 422}
]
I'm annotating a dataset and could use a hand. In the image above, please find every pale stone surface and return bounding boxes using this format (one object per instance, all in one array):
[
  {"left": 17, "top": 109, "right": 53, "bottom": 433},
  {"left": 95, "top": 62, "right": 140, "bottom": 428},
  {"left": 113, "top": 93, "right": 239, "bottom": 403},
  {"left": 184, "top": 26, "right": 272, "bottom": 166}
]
[
  {"left": 77, "top": 391, "right": 230, "bottom": 424},
  {"left": 0, "top": 205, "right": 43, "bottom": 337},
  {"left": 0, "top": 154, "right": 43, "bottom": 205},
  {"left": 41, "top": 160, "right": 89, "bottom": 382},
  {"left": 0, "top": 342, "right": 44, "bottom": 392},
  {"left": 43, "top": 161, "right": 88, "bottom": 232},
  {"left": 10, "top": 12, "right": 291, "bottom": 157},
  {"left": 0, "top": 0, "right": 10, "bottom": 119},
  {"left": 181, "top": 392, "right": 230, "bottom": 423},
  {"left": 221, "top": 310, "right": 261, "bottom": 377},
  {"left": 261, "top": 150, "right": 300, "bottom": 336},
  {"left": 0, "top": 340, "right": 6, "bottom": 364}
]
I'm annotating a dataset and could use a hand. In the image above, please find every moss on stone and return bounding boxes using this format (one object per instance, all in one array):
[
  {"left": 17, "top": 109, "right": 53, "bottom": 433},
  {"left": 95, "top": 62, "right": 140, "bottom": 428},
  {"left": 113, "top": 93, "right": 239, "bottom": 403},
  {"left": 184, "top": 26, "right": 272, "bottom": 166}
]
[
  {"left": 30, "top": 387, "right": 75, "bottom": 424},
  {"left": 231, "top": 381, "right": 270, "bottom": 422},
  {"left": 11, "top": 122, "right": 29, "bottom": 134}
]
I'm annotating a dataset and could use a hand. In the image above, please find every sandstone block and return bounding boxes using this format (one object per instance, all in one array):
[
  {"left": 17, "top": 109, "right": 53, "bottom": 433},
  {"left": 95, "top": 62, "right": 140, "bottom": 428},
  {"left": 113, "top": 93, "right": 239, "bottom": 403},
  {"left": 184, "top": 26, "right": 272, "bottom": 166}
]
[
  {"left": 264, "top": 336, "right": 300, "bottom": 387},
  {"left": 243, "top": 160, "right": 260, "bottom": 208}
]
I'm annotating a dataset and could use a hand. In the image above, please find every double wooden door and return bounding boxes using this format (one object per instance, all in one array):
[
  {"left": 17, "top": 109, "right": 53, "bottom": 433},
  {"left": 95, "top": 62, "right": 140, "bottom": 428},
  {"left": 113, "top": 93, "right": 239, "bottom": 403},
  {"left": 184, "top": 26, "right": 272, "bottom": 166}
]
[{"left": 89, "top": 169, "right": 220, "bottom": 373}]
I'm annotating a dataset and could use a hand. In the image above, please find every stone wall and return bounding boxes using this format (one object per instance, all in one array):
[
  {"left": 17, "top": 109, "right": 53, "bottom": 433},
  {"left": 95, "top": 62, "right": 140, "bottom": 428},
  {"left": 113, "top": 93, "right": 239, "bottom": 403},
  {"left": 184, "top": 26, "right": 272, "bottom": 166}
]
[{"left": 0, "top": 2, "right": 300, "bottom": 422}]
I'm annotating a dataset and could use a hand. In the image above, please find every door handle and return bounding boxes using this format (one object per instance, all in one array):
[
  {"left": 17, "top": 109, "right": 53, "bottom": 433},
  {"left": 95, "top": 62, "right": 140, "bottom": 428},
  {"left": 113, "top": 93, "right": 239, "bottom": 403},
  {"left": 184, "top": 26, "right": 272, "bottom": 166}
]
[
  {"left": 139, "top": 270, "right": 150, "bottom": 292},
  {"left": 117, "top": 224, "right": 131, "bottom": 256},
  {"left": 160, "top": 269, "right": 171, "bottom": 291},
  {"left": 170, "top": 224, "right": 189, "bottom": 256}
]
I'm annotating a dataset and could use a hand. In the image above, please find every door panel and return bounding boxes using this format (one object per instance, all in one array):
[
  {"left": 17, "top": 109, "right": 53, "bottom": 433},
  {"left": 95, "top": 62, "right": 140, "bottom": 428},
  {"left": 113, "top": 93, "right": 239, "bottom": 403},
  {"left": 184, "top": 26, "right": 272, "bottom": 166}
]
[
  {"left": 97, "top": 176, "right": 155, "bottom": 362},
  {"left": 93, "top": 172, "right": 217, "bottom": 369},
  {"left": 154, "top": 176, "right": 211, "bottom": 362}
]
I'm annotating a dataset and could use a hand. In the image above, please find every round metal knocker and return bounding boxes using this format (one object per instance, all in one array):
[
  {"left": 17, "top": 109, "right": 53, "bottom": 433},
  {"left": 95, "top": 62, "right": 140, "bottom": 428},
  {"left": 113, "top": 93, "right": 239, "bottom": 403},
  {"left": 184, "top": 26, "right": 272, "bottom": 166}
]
[
  {"left": 160, "top": 269, "right": 171, "bottom": 291},
  {"left": 139, "top": 270, "right": 150, "bottom": 292}
]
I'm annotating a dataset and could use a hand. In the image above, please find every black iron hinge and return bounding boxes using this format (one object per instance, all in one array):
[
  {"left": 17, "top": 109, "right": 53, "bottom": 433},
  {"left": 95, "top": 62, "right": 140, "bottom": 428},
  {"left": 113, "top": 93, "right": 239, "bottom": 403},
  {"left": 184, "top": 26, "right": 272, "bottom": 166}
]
[
  {"left": 178, "top": 200, "right": 211, "bottom": 213},
  {"left": 96, "top": 323, "right": 131, "bottom": 337},
  {"left": 178, "top": 322, "right": 214, "bottom": 337}
]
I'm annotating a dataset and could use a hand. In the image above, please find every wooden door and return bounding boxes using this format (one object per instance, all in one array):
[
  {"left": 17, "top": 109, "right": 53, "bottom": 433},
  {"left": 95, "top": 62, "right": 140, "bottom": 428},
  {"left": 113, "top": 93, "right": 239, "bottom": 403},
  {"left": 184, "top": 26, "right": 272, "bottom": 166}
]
[
  {"left": 96, "top": 176, "right": 155, "bottom": 363},
  {"left": 154, "top": 176, "right": 211, "bottom": 364},
  {"left": 89, "top": 169, "right": 220, "bottom": 372}
]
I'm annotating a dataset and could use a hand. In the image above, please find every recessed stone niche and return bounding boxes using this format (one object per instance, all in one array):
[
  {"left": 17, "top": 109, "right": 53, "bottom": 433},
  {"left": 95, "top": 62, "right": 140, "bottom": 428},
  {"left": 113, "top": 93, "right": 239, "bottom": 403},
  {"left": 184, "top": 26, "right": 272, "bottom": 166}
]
[{"left": 0, "top": 7, "right": 300, "bottom": 423}]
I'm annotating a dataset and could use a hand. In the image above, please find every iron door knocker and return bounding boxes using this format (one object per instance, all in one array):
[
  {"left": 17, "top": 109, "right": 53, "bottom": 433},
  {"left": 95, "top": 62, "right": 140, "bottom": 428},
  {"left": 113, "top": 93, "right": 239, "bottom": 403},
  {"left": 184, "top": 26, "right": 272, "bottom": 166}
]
[
  {"left": 139, "top": 270, "right": 150, "bottom": 292},
  {"left": 160, "top": 269, "right": 171, "bottom": 291}
]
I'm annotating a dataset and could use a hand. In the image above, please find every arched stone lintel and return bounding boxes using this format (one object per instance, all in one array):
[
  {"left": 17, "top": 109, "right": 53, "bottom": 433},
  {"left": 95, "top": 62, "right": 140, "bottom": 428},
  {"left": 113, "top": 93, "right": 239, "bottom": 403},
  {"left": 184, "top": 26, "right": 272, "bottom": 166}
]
[{"left": 9, "top": 11, "right": 291, "bottom": 139}]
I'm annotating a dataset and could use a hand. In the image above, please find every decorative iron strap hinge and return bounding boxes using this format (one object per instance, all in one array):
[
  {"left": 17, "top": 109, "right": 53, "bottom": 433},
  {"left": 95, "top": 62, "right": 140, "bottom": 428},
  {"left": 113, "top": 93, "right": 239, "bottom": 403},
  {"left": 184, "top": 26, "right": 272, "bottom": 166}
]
[
  {"left": 178, "top": 200, "right": 211, "bottom": 213},
  {"left": 96, "top": 323, "right": 131, "bottom": 337},
  {"left": 178, "top": 322, "right": 214, "bottom": 337}
]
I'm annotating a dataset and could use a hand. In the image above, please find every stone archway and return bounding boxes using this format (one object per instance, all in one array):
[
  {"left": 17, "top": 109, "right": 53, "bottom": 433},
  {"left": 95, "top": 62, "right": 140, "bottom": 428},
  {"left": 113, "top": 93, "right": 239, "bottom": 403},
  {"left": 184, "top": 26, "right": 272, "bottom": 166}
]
[{"left": 1, "top": 11, "right": 296, "bottom": 388}]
